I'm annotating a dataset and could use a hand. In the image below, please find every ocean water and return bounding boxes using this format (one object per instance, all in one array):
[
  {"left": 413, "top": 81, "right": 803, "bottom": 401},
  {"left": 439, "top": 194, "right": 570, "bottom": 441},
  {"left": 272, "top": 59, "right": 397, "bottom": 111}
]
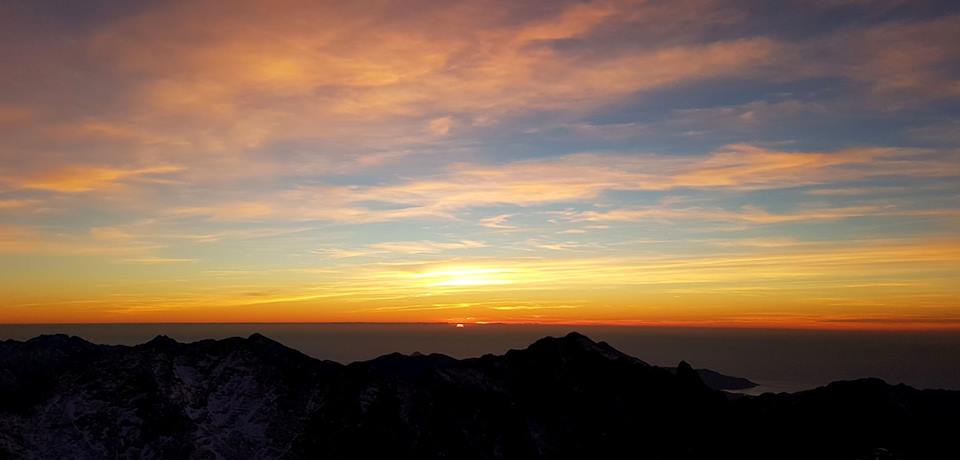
[{"left": 2, "top": 323, "right": 958, "bottom": 393}]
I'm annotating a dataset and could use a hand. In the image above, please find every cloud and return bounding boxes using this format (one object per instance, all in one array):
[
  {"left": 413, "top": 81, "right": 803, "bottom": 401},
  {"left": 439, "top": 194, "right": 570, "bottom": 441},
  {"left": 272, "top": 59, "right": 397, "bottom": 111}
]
[
  {"left": 0, "top": 0, "right": 780, "bottom": 177},
  {"left": 782, "top": 14, "right": 960, "bottom": 104},
  {"left": 804, "top": 186, "right": 909, "bottom": 196},
  {"left": 368, "top": 239, "right": 486, "bottom": 254},
  {"left": 2, "top": 1, "right": 956, "bottom": 207},
  {"left": 0, "top": 225, "right": 38, "bottom": 253},
  {"left": 46, "top": 119, "right": 187, "bottom": 146},
  {"left": 0, "top": 199, "right": 36, "bottom": 210},
  {"left": 161, "top": 144, "right": 957, "bottom": 224},
  {"left": 573, "top": 204, "right": 960, "bottom": 225},
  {"left": 0, "top": 105, "right": 32, "bottom": 124},
  {"left": 425, "top": 117, "right": 453, "bottom": 136},
  {"left": 489, "top": 305, "right": 579, "bottom": 311},
  {"left": 666, "top": 144, "right": 959, "bottom": 189},
  {"left": 319, "top": 239, "right": 487, "bottom": 258},
  {"left": 0, "top": 224, "right": 164, "bottom": 256},
  {"left": 909, "top": 120, "right": 960, "bottom": 143},
  {"left": 118, "top": 257, "right": 196, "bottom": 265},
  {"left": 89, "top": 226, "right": 136, "bottom": 241},
  {"left": 11, "top": 165, "right": 181, "bottom": 193},
  {"left": 528, "top": 241, "right": 593, "bottom": 251},
  {"left": 480, "top": 214, "right": 515, "bottom": 229},
  {"left": 91, "top": 0, "right": 770, "bottom": 119},
  {"left": 342, "top": 145, "right": 958, "bottom": 216}
]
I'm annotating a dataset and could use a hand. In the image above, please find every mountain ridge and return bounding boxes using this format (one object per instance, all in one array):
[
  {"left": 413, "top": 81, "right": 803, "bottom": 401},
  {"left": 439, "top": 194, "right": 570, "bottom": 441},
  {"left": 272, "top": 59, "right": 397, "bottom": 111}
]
[{"left": 0, "top": 332, "right": 956, "bottom": 459}]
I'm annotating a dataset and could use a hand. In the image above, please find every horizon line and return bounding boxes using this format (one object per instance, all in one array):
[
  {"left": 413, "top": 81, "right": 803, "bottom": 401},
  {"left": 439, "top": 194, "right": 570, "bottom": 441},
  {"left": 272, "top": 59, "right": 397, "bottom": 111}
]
[{"left": 2, "top": 320, "right": 959, "bottom": 333}]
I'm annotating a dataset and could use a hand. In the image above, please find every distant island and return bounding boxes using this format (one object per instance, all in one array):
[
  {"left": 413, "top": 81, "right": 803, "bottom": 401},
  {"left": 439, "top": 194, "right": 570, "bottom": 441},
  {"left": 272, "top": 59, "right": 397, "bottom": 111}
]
[{"left": 1, "top": 332, "right": 956, "bottom": 459}]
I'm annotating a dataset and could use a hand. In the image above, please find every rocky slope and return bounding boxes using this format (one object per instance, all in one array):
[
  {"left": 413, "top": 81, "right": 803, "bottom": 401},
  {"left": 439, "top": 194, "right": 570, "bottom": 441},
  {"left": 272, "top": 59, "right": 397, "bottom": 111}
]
[{"left": 0, "top": 332, "right": 956, "bottom": 459}]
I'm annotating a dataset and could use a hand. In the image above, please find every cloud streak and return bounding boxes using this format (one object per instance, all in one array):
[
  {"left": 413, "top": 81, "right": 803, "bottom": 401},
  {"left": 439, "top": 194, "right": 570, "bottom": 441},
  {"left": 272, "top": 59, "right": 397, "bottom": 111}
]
[
  {"left": 10, "top": 166, "right": 181, "bottom": 193},
  {"left": 173, "top": 144, "right": 956, "bottom": 223}
]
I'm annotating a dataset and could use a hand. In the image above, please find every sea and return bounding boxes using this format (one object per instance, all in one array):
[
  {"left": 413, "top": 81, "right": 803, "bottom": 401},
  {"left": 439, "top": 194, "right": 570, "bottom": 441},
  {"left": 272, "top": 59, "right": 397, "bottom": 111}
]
[{"left": 2, "top": 323, "right": 958, "bottom": 393}]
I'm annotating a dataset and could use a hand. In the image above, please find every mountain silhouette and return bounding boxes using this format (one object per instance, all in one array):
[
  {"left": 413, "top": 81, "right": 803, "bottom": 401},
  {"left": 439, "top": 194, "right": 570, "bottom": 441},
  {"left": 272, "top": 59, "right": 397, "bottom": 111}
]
[{"left": 0, "top": 332, "right": 956, "bottom": 459}]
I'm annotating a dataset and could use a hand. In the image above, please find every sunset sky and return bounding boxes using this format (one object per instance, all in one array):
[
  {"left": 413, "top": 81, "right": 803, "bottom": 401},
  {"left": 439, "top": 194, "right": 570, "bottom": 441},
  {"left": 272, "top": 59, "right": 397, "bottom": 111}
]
[{"left": 1, "top": 0, "right": 958, "bottom": 328}]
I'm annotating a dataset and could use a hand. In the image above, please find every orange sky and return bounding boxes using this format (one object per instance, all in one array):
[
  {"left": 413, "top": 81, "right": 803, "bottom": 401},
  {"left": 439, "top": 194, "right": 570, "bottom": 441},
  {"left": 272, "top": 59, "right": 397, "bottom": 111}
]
[{"left": 1, "top": 0, "right": 959, "bottom": 329}]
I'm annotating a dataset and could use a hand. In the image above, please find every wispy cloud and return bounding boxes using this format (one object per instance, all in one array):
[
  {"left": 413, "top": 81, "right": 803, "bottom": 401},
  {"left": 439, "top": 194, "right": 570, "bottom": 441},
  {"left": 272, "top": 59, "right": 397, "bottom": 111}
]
[
  {"left": 116, "top": 143, "right": 958, "bottom": 226},
  {"left": 480, "top": 214, "right": 516, "bottom": 229},
  {"left": 119, "top": 257, "right": 197, "bottom": 265},
  {"left": 573, "top": 204, "right": 960, "bottom": 225},
  {"left": 10, "top": 165, "right": 181, "bottom": 193},
  {"left": 319, "top": 239, "right": 487, "bottom": 258},
  {"left": 0, "top": 199, "right": 37, "bottom": 210}
]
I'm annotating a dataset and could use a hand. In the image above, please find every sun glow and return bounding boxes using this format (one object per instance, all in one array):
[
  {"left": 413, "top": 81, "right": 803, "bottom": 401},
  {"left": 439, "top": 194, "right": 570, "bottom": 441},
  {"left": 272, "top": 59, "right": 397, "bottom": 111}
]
[{"left": 414, "top": 267, "right": 513, "bottom": 287}]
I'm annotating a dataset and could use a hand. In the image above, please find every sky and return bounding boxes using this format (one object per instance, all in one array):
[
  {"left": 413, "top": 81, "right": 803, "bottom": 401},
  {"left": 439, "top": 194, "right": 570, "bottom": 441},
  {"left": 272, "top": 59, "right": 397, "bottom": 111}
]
[{"left": 0, "top": 0, "right": 958, "bottom": 328}]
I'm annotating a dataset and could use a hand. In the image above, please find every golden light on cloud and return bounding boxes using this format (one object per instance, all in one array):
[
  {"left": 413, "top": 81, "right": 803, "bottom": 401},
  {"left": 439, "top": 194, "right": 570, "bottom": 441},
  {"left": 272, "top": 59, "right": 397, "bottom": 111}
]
[{"left": 15, "top": 166, "right": 182, "bottom": 193}]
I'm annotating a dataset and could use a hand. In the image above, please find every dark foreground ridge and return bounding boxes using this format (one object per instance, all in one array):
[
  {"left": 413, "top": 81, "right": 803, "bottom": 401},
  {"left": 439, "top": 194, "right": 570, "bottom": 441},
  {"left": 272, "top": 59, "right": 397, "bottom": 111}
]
[{"left": 0, "top": 333, "right": 957, "bottom": 459}]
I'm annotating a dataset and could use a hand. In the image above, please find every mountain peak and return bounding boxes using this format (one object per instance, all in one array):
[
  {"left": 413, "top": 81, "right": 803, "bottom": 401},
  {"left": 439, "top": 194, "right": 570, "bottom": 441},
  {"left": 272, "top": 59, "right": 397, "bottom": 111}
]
[
  {"left": 563, "top": 331, "right": 591, "bottom": 341},
  {"left": 25, "top": 334, "right": 92, "bottom": 347},
  {"left": 143, "top": 335, "right": 178, "bottom": 348},
  {"left": 522, "top": 332, "right": 647, "bottom": 365},
  {"left": 245, "top": 333, "right": 292, "bottom": 350},
  {"left": 248, "top": 332, "right": 273, "bottom": 342},
  {"left": 676, "top": 360, "right": 708, "bottom": 389},
  {"left": 527, "top": 331, "right": 596, "bottom": 349}
]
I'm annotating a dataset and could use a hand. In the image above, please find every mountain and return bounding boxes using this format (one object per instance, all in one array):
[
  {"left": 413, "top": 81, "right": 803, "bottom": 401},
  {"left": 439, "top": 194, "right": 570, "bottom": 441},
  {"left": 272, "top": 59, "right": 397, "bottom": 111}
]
[
  {"left": 0, "top": 332, "right": 956, "bottom": 459},
  {"left": 690, "top": 367, "right": 757, "bottom": 391}
]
